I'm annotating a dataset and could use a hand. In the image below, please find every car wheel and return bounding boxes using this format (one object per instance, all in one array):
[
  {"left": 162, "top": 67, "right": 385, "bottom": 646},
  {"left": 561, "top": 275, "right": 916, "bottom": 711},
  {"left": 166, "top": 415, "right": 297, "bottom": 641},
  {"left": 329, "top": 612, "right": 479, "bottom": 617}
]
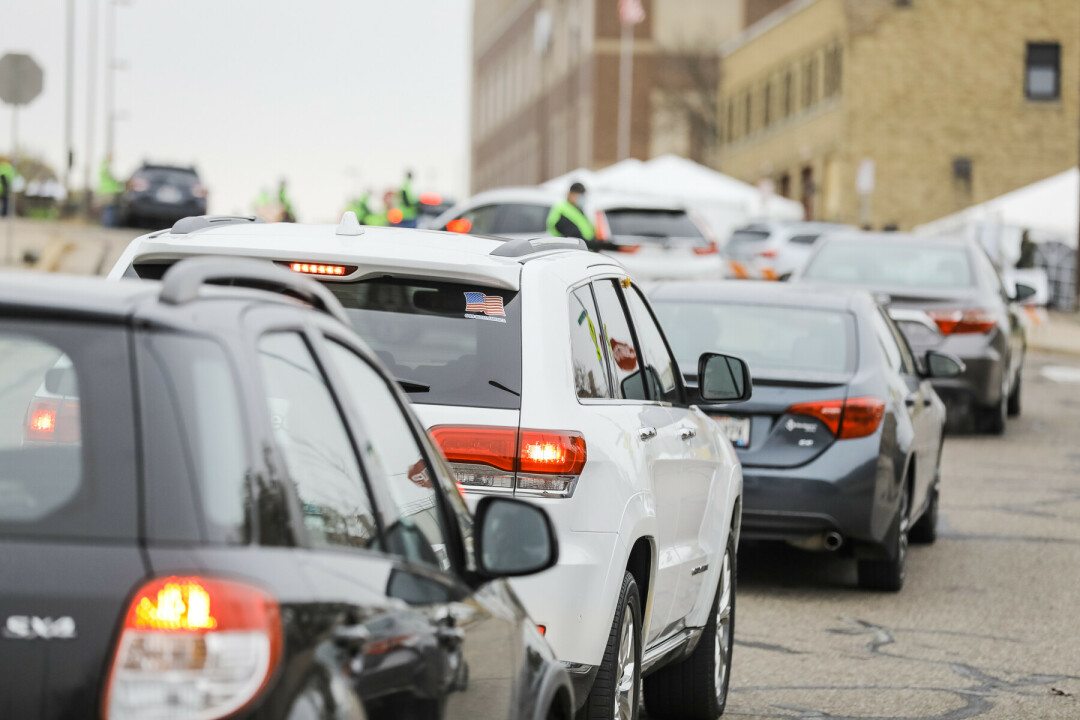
[
  {"left": 643, "top": 532, "right": 736, "bottom": 720},
  {"left": 858, "top": 484, "right": 909, "bottom": 592},
  {"left": 909, "top": 484, "right": 938, "bottom": 545},
  {"left": 1007, "top": 372, "right": 1022, "bottom": 417},
  {"left": 977, "top": 383, "right": 1007, "bottom": 435},
  {"left": 581, "top": 572, "right": 641, "bottom": 720}
]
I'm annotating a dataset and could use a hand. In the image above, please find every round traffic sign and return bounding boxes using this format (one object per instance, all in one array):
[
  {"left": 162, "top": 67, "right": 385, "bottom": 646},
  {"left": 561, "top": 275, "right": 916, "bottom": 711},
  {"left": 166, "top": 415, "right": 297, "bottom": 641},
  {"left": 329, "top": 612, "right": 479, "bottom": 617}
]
[{"left": 0, "top": 53, "right": 44, "bottom": 106}]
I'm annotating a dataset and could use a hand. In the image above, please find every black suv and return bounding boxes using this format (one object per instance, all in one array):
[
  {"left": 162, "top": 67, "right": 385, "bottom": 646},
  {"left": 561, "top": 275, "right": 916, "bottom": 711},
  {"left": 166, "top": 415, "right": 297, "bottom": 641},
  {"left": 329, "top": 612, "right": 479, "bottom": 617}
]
[
  {"left": 119, "top": 163, "right": 208, "bottom": 228},
  {"left": 0, "top": 259, "right": 572, "bottom": 720}
]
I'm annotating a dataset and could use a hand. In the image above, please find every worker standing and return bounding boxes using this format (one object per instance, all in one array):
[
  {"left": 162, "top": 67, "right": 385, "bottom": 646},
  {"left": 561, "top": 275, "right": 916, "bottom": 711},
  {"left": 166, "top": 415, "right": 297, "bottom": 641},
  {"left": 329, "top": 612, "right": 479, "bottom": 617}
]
[
  {"left": 349, "top": 190, "right": 372, "bottom": 225},
  {"left": 0, "top": 157, "right": 16, "bottom": 218},
  {"left": 396, "top": 171, "right": 419, "bottom": 228},
  {"left": 547, "top": 182, "right": 609, "bottom": 251},
  {"left": 278, "top": 179, "right": 295, "bottom": 222},
  {"left": 98, "top": 156, "right": 124, "bottom": 227}
]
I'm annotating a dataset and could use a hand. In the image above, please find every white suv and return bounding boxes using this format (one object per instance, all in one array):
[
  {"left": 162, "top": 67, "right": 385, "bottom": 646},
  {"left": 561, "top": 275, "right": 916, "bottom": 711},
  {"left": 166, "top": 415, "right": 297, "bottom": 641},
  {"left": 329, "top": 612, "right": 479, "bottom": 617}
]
[{"left": 110, "top": 214, "right": 747, "bottom": 720}]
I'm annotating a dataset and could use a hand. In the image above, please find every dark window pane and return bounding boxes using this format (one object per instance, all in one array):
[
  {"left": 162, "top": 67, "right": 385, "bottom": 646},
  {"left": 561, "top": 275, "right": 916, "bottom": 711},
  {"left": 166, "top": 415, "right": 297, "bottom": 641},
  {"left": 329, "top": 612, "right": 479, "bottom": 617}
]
[
  {"left": 1026, "top": 42, "right": 1060, "bottom": 100},
  {"left": 624, "top": 288, "right": 681, "bottom": 404},
  {"left": 569, "top": 287, "right": 611, "bottom": 398},
  {"left": 325, "top": 278, "right": 522, "bottom": 410},
  {"left": 458, "top": 204, "right": 499, "bottom": 234},
  {"left": 592, "top": 280, "right": 647, "bottom": 401},
  {"left": 493, "top": 203, "right": 550, "bottom": 234},
  {"left": 803, "top": 240, "right": 975, "bottom": 289},
  {"left": 604, "top": 209, "right": 705, "bottom": 242}
]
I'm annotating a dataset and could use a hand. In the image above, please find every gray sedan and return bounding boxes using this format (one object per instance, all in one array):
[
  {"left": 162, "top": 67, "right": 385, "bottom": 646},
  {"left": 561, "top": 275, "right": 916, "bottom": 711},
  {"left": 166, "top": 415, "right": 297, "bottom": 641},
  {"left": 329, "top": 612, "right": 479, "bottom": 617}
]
[{"left": 652, "top": 282, "right": 959, "bottom": 591}]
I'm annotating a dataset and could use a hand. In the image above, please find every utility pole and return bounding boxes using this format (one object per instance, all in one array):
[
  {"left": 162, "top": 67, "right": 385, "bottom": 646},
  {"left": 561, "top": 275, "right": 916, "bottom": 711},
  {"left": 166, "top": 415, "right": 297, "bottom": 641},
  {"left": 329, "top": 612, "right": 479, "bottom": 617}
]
[
  {"left": 104, "top": 0, "right": 115, "bottom": 162},
  {"left": 63, "top": 0, "right": 75, "bottom": 205},
  {"left": 83, "top": 0, "right": 98, "bottom": 214}
]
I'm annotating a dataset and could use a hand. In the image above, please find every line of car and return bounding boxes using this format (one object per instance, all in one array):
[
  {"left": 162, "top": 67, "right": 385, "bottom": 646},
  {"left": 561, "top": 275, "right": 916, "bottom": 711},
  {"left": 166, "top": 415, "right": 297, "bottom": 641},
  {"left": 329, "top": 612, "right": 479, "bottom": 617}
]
[{"left": 0, "top": 202, "right": 1034, "bottom": 720}]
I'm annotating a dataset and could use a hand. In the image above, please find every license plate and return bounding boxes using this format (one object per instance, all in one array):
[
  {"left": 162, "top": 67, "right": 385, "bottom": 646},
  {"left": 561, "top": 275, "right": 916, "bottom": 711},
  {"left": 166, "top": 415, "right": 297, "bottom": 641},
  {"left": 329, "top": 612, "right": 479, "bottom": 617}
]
[
  {"left": 712, "top": 416, "right": 750, "bottom": 448},
  {"left": 156, "top": 186, "right": 183, "bottom": 204}
]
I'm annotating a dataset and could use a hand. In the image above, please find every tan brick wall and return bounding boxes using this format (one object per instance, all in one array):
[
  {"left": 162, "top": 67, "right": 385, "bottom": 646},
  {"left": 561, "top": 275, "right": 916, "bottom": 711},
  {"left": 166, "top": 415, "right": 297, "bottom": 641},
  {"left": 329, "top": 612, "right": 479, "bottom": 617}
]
[{"left": 719, "top": 0, "right": 1080, "bottom": 229}]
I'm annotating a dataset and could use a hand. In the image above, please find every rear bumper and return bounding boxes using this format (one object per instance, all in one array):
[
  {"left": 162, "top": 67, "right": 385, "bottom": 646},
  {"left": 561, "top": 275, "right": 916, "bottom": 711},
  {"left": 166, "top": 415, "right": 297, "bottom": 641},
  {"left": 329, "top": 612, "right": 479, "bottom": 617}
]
[{"left": 739, "top": 435, "right": 894, "bottom": 550}]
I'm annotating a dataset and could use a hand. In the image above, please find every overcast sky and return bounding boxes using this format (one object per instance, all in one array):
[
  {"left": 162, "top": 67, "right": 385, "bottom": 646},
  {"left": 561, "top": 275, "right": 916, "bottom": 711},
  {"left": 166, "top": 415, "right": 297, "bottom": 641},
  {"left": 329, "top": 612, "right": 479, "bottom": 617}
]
[{"left": 3, "top": 0, "right": 472, "bottom": 221}]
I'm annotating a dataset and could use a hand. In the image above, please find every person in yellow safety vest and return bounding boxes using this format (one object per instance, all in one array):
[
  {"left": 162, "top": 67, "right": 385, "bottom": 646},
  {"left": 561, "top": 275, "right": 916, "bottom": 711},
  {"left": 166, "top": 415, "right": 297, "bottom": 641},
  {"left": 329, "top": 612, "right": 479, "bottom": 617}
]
[
  {"left": 278, "top": 179, "right": 296, "bottom": 222},
  {"left": 348, "top": 190, "right": 372, "bottom": 224},
  {"left": 546, "top": 182, "right": 610, "bottom": 251},
  {"left": 98, "top": 156, "right": 125, "bottom": 227},
  {"left": 396, "top": 171, "right": 420, "bottom": 227},
  {"left": 0, "top": 157, "right": 17, "bottom": 218}
]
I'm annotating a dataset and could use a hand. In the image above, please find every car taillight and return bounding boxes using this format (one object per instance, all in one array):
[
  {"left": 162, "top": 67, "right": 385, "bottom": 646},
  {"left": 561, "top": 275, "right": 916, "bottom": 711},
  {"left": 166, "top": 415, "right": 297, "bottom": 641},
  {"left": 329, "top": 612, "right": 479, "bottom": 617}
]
[
  {"left": 616, "top": 244, "right": 641, "bottom": 253},
  {"left": 429, "top": 425, "right": 586, "bottom": 497},
  {"left": 284, "top": 262, "right": 357, "bottom": 276},
  {"left": 191, "top": 183, "right": 208, "bottom": 198},
  {"left": 104, "top": 576, "right": 282, "bottom": 720},
  {"left": 420, "top": 192, "right": 443, "bottom": 206},
  {"left": 594, "top": 210, "right": 611, "bottom": 241},
  {"left": 24, "top": 398, "right": 80, "bottom": 442},
  {"left": 127, "top": 177, "right": 149, "bottom": 192},
  {"left": 758, "top": 249, "right": 778, "bottom": 259},
  {"left": 786, "top": 396, "right": 885, "bottom": 439},
  {"left": 446, "top": 218, "right": 472, "bottom": 233},
  {"left": 927, "top": 308, "right": 997, "bottom": 335},
  {"left": 693, "top": 241, "right": 719, "bottom": 255}
]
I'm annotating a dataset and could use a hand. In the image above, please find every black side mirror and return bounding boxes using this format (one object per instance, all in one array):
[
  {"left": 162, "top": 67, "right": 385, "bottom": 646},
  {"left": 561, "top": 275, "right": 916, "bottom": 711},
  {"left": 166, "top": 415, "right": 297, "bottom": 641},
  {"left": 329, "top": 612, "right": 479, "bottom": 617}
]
[
  {"left": 923, "top": 350, "right": 965, "bottom": 379},
  {"left": 474, "top": 497, "right": 558, "bottom": 579},
  {"left": 698, "top": 352, "right": 753, "bottom": 403},
  {"left": 1011, "top": 282, "right": 1037, "bottom": 304}
]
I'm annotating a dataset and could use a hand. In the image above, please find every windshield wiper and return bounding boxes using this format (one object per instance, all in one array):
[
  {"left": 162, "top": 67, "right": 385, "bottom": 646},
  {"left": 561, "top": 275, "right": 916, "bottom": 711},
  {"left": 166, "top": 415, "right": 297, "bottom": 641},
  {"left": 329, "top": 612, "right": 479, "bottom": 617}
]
[
  {"left": 488, "top": 380, "right": 521, "bottom": 396},
  {"left": 395, "top": 378, "right": 431, "bottom": 393}
]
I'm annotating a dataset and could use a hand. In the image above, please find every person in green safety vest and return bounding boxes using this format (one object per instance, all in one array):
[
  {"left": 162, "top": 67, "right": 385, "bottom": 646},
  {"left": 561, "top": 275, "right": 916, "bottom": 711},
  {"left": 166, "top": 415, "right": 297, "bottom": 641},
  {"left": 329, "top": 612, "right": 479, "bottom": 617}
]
[
  {"left": 547, "top": 182, "right": 610, "bottom": 251},
  {"left": 396, "top": 171, "right": 419, "bottom": 227},
  {"left": 98, "top": 156, "right": 125, "bottom": 227},
  {"left": 348, "top": 190, "right": 372, "bottom": 224},
  {"left": 278, "top": 179, "right": 295, "bottom": 222},
  {"left": 0, "top": 157, "right": 17, "bottom": 218}
]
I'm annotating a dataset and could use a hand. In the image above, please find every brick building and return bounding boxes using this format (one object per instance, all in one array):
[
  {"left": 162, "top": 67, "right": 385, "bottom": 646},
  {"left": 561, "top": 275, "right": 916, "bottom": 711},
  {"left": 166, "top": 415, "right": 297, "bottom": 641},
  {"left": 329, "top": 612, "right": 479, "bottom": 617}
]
[
  {"left": 718, "top": 0, "right": 1080, "bottom": 229},
  {"left": 470, "top": 0, "right": 744, "bottom": 193}
]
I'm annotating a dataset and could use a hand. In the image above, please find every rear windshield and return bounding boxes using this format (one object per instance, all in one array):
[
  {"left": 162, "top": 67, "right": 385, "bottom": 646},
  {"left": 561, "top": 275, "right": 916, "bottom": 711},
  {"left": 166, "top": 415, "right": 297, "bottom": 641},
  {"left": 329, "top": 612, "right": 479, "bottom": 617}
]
[
  {"left": 323, "top": 278, "right": 522, "bottom": 410},
  {"left": 789, "top": 234, "right": 821, "bottom": 245},
  {"left": 803, "top": 240, "right": 975, "bottom": 289},
  {"left": 728, "top": 229, "right": 771, "bottom": 243},
  {"left": 605, "top": 209, "right": 705, "bottom": 243},
  {"left": 653, "top": 301, "right": 856, "bottom": 380},
  {"left": 0, "top": 321, "right": 138, "bottom": 541},
  {"left": 137, "top": 168, "right": 198, "bottom": 186},
  {"left": 492, "top": 203, "right": 549, "bottom": 235}
]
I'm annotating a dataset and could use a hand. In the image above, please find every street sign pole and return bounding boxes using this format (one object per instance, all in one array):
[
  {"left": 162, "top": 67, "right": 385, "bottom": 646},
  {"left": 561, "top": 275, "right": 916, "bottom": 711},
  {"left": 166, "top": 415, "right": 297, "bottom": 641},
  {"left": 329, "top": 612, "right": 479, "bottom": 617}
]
[{"left": 6, "top": 103, "right": 16, "bottom": 265}]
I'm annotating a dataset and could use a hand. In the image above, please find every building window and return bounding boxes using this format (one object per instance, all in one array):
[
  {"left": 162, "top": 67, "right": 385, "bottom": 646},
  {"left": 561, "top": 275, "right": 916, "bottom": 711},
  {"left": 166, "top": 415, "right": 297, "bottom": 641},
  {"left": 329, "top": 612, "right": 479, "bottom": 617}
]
[
  {"left": 763, "top": 81, "right": 772, "bottom": 127},
  {"left": 745, "top": 92, "right": 752, "bottom": 135},
  {"left": 1026, "top": 42, "right": 1061, "bottom": 101},
  {"left": 803, "top": 56, "right": 818, "bottom": 108},
  {"left": 824, "top": 46, "right": 842, "bottom": 98},
  {"left": 784, "top": 70, "right": 793, "bottom": 117},
  {"left": 727, "top": 101, "right": 735, "bottom": 142}
]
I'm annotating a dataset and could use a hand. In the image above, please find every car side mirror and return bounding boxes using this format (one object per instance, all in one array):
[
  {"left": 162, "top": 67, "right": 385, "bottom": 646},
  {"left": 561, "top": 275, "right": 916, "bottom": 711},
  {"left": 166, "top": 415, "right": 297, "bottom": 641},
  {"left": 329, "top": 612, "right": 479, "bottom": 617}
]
[
  {"left": 1011, "top": 282, "right": 1037, "bottom": 304},
  {"left": 923, "top": 350, "right": 965, "bottom": 379},
  {"left": 474, "top": 497, "right": 558, "bottom": 578},
  {"left": 698, "top": 352, "right": 752, "bottom": 403}
]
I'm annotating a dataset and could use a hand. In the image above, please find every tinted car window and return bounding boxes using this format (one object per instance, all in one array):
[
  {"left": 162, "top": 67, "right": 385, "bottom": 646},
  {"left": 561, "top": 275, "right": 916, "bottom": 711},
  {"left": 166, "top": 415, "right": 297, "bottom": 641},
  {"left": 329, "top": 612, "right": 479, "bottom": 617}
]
[
  {"left": 139, "top": 333, "right": 249, "bottom": 544},
  {"left": 325, "top": 277, "right": 522, "bottom": 410},
  {"left": 879, "top": 309, "right": 917, "bottom": 375},
  {"left": 804, "top": 240, "right": 975, "bottom": 289},
  {"left": 605, "top": 209, "right": 704, "bottom": 241},
  {"left": 0, "top": 322, "right": 137, "bottom": 541},
  {"left": 493, "top": 203, "right": 550, "bottom": 235},
  {"left": 592, "top": 280, "right": 647, "bottom": 400},
  {"left": 457, "top": 204, "right": 499, "bottom": 234},
  {"left": 138, "top": 168, "right": 198, "bottom": 186},
  {"left": 728, "top": 229, "right": 771, "bottom": 243},
  {"left": 569, "top": 286, "right": 611, "bottom": 399},
  {"left": 324, "top": 341, "right": 452, "bottom": 572},
  {"left": 788, "top": 234, "right": 821, "bottom": 245},
  {"left": 624, "top": 288, "right": 681, "bottom": 404},
  {"left": 257, "top": 332, "right": 379, "bottom": 550},
  {"left": 654, "top": 301, "right": 856, "bottom": 380},
  {"left": 870, "top": 310, "right": 904, "bottom": 372}
]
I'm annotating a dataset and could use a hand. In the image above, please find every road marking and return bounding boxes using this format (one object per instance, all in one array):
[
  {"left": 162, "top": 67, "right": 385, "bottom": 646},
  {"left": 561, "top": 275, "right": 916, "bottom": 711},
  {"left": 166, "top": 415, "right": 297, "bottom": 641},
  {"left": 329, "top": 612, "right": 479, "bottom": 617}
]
[{"left": 1041, "top": 366, "right": 1080, "bottom": 383}]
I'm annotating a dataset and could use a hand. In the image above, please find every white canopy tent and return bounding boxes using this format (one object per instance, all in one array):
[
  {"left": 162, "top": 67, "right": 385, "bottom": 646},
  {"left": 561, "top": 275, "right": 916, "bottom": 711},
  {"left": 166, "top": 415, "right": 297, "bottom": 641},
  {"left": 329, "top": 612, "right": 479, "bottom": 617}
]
[{"left": 542, "top": 155, "right": 804, "bottom": 243}]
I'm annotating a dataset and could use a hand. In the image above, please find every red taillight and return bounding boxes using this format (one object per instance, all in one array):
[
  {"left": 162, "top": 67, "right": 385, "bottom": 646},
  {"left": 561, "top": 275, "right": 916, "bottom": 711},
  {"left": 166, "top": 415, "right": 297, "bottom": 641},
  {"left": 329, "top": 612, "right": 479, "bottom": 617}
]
[
  {"left": 191, "top": 183, "right": 208, "bottom": 199},
  {"left": 537, "top": 624, "right": 546, "bottom": 635},
  {"left": 927, "top": 308, "right": 997, "bottom": 335},
  {"left": 786, "top": 396, "right": 885, "bottom": 439},
  {"left": 387, "top": 208, "right": 404, "bottom": 224},
  {"left": 429, "top": 425, "right": 586, "bottom": 496},
  {"left": 287, "top": 262, "right": 352, "bottom": 276},
  {"left": 127, "top": 177, "right": 149, "bottom": 192},
  {"left": 104, "top": 576, "right": 282, "bottom": 720},
  {"left": 758, "top": 249, "right": 778, "bottom": 259},
  {"left": 594, "top": 210, "right": 611, "bottom": 241},
  {"left": 446, "top": 218, "right": 472, "bottom": 233},
  {"left": 24, "top": 398, "right": 80, "bottom": 442},
  {"left": 693, "top": 241, "right": 719, "bottom": 256},
  {"left": 616, "top": 244, "right": 641, "bottom": 254},
  {"left": 419, "top": 192, "right": 443, "bottom": 206}
]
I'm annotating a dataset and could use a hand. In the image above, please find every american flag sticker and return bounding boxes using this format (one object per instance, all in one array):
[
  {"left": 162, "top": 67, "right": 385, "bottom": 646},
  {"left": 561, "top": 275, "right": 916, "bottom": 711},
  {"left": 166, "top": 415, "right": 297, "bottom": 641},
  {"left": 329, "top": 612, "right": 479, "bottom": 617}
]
[{"left": 464, "top": 291, "right": 506, "bottom": 320}]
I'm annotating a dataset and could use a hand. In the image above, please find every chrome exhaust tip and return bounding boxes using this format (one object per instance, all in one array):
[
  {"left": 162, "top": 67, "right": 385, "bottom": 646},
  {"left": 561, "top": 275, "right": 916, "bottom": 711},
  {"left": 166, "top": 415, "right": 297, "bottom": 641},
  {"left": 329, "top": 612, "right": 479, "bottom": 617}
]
[{"left": 823, "top": 531, "right": 843, "bottom": 551}]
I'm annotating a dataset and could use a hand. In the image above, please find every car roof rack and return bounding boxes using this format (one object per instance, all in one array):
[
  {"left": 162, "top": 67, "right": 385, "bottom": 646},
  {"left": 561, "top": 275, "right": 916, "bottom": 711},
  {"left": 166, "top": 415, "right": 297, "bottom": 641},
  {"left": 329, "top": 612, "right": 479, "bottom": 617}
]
[
  {"left": 159, "top": 256, "right": 352, "bottom": 326},
  {"left": 489, "top": 236, "right": 587, "bottom": 258},
  {"left": 171, "top": 215, "right": 264, "bottom": 235}
]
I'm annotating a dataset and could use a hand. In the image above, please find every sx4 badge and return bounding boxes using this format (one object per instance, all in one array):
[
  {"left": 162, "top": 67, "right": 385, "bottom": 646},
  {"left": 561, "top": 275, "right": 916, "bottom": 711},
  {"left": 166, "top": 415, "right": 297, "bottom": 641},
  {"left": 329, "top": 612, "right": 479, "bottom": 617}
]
[{"left": 3, "top": 615, "right": 77, "bottom": 640}]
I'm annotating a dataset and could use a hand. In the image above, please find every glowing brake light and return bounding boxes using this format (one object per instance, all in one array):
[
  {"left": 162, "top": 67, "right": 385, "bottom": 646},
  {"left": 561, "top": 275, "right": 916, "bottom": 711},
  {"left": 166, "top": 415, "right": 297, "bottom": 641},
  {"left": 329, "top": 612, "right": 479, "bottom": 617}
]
[
  {"left": 387, "top": 208, "right": 404, "bottom": 224},
  {"left": 104, "top": 576, "right": 282, "bottom": 720},
  {"left": 419, "top": 192, "right": 443, "bottom": 206},
  {"left": 786, "top": 396, "right": 885, "bottom": 439},
  {"left": 927, "top": 308, "right": 997, "bottom": 335},
  {"left": 446, "top": 218, "right": 472, "bottom": 233},
  {"left": 29, "top": 406, "right": 55, "bottom": 434},
  {"left": 288, "top": 262, "right": 348, "bottom": 276},
  {"left": 693, "top": 241, "right": 719, "bottom": 255},
  {"left": 24, "top": 398, "right": 80, "bottom": 442},
  {"left": 429, "top": 425, "right": 586, "bottom": 496},
  {"left": 616, "top": 244, "right": 641, "bottom": 254},
  {"left": 594, "top": 210, "right": 611, "bottom": 241}
]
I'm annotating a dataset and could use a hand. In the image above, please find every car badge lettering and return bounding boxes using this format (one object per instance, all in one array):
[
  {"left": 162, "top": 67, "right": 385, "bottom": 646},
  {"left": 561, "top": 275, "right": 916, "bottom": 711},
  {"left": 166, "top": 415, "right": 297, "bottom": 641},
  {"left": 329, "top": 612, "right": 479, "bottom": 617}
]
[
  {"left": 785, "top": 418, "right": 818, "bottom": 433},
  {"left": 3, "top": 615, "right": 77, "bottom": 640}
]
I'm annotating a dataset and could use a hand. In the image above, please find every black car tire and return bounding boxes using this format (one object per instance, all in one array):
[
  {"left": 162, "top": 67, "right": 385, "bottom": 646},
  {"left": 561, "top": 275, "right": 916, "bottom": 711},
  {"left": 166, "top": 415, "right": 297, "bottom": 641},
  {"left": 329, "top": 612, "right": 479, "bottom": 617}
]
[
  {"left": 977, "top": 390, "right": 1007, "bottom": 435},
  {"left": 580, "top": 572, "right": 642, "bottom": 720},
  {"left": 1007, "top": 373, "right": 1022, "bottom": 417},
  {"left": 858, "top": 485, "right": 909, "bottom": 592},
  {"left": 909, "top": 485, "right": 938, "bottom": 545},
  {"left": 643, "top": 532, "right": 736, "bottom": 720}
]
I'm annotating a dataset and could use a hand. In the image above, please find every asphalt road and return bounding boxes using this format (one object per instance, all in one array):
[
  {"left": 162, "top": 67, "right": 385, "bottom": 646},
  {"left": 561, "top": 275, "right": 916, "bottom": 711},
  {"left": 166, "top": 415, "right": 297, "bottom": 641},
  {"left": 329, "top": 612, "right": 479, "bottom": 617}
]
[{"left": 722, "top": 351, "right": 1080, "bottom": 719}]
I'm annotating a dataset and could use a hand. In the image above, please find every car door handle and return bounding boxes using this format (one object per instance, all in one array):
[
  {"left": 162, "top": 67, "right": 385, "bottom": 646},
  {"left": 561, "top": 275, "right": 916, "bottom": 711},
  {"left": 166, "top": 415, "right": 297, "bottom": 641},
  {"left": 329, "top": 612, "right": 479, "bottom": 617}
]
[
  {"left": 923, "top": 396, "right": 932, "bottom": 407},
  {"left": 638, "top": 426, "right": 657, "bottom": 441},
  {"left": 678, "top": 426, "right": 697, "bottom": 441},
  {"left": 905, "top": 394, "right": 917, "bottom": 408}
]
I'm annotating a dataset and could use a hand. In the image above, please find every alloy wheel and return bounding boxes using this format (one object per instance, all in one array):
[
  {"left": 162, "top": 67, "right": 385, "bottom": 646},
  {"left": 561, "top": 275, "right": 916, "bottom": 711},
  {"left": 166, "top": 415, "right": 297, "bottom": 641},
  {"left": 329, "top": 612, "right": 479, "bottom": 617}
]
[
  {"left": 614, "top": 605, "right": 636, "bottom": 720},
  {"left": 714, "top": 547, "right": 733, "bottom": 704}
]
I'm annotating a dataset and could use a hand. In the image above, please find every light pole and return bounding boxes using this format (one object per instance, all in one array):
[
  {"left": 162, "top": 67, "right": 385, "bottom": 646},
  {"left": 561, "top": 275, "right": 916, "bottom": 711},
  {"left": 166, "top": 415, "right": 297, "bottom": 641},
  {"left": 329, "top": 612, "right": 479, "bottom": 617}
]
[
  {"left": 104, "top": 0, "right": 133, "bottom": 163},
  {"left": 63, "top": 0, "right": 75, "bottom": 204},
  {"left": 83, "top": 0, "right": 98, "bottom": 214}
]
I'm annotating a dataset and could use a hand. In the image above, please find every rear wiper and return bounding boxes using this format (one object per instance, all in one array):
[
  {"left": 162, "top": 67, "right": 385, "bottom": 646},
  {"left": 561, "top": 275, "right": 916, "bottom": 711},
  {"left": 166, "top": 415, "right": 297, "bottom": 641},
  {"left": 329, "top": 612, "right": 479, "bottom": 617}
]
[
  {"left": 395, "top": 378, "right": 431, "bottom": 393},
  {"left": 488, "top": 380, "right": 521, "bottom": 397}
]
